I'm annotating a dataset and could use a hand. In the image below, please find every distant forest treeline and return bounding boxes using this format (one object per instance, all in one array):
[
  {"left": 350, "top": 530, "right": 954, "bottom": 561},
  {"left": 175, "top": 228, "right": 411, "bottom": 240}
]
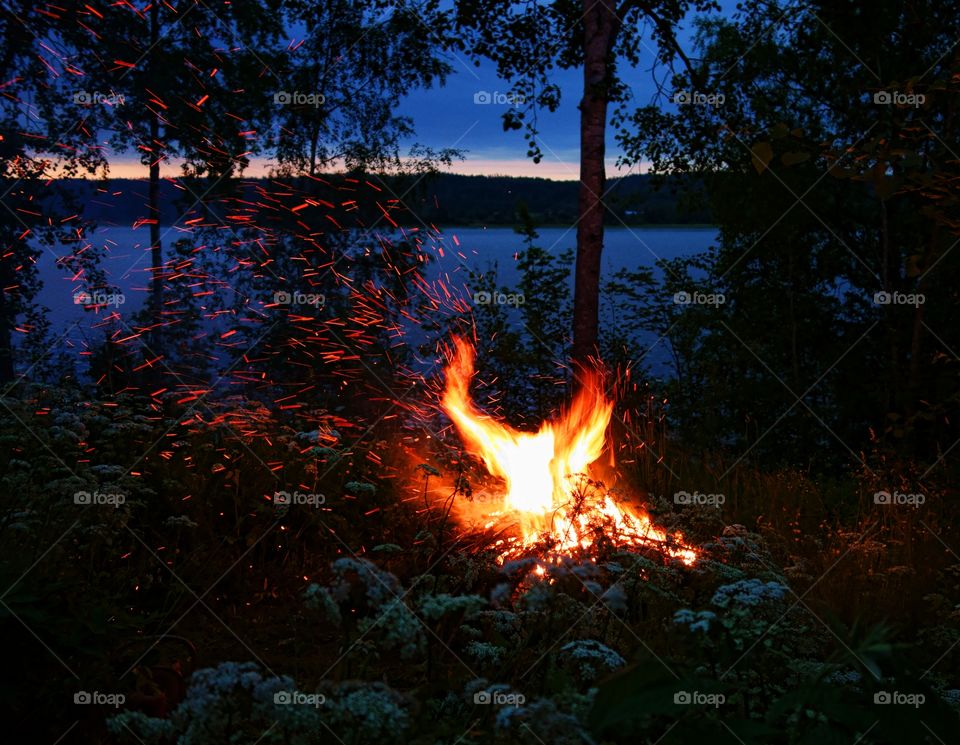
[{"left": 67, "top": 173, "right": 710, "bottom": 228}]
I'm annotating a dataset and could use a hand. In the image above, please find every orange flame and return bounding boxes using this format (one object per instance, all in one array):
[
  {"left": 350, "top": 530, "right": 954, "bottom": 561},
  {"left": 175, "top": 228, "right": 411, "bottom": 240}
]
[{"left": 441, "top": 336, "right": 696, "bottom": 565}]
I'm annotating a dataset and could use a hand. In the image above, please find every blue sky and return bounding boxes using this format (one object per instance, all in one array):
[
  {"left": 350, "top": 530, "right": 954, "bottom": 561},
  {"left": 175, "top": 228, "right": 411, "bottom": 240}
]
[
  {"left": 393, "top": 50, "right": 657, "bottom": 180},
  {"left": 385, "top": 1, "right": 737, "bottom": 179}
]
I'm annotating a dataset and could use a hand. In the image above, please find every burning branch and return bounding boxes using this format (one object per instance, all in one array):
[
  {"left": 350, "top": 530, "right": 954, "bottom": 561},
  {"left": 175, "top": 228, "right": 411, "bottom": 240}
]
[{"left": 440, "top": 336, "right": 696, "bottom": 567}]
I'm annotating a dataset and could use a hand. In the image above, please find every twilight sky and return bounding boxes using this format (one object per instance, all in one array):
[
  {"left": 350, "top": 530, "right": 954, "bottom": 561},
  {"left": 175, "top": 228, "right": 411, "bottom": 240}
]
[{"left": 105, "top": 3, "right": 735, "bottom": 181}]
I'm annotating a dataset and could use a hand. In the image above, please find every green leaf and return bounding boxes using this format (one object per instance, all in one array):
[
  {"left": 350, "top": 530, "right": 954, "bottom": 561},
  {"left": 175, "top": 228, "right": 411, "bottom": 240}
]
[
  {"left": 874, "top": 175, "right": 898, "bottom": 200},
  {"left": 416, "top": 463, "right": 441, "bottom": 477},
  {"left": 751, "top": 141, "right": 774, "bottom": 174},
  {"left": 372, "top": 543, "right": 403, "bottom": 554},
  {"left": 781, "top": 151, "right": 810, "bottom": 166},
  {"left": 769, "top": 122, "right": 790, "bottom": 139},
  {"left": 905, "top": 255, "right": 923, "bottom": 277}
]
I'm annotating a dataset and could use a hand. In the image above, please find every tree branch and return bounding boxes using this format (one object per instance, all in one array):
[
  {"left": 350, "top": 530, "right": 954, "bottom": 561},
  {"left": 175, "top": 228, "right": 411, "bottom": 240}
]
[{"left": 643, "top": 6, "right": 706, "bottom": 90}]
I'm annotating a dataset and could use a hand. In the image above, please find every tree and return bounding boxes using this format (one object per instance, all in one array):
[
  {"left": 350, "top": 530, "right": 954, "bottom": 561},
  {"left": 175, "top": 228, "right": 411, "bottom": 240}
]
[
  {"left": 430, "top": 202, "right": 575, "bottom": 425},
  {"left": 203, "top": 0, "right": 460, "bottom": 409},
  {"left": 58, "top": 0, "right": 282, "bottom": 355},
  {"left": 0, "top": 2, "right": 105, "bottom": 382},
  {"left": 454, "top": 0, "right": 718, "bottom": 371},
  {"left": 58, "top": 0, "right": 456, "bottom": 387},
  {"left": 618, "top": 0, "right": 960, "bottom": 469},
  {"left": 272, "top": 0, "right": 456, "bottom": 177}
]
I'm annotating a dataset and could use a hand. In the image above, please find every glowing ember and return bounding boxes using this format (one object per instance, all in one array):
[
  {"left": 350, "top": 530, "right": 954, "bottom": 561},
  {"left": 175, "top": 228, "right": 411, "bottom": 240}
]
[{"left": 442, "top": 336, "right": 696, "bottom": 565}]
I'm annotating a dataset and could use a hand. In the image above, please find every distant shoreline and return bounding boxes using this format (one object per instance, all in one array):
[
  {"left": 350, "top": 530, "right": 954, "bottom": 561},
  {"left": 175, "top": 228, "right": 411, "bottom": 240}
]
[
  {"left": 62, "top": 173, "right": 713, "bottom": 228},
  {"left": 444, "top": 223, "right": 717, "bottom": 230},
  {"left": 79, "top": 222, "right": 719, "bottom": 232}
]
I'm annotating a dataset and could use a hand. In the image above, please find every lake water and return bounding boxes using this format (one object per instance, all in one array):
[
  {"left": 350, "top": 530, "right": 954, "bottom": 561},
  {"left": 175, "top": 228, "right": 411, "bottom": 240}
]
[
  {"left": 427, "top": 225, "right": 715, "bottom": 288},
  {"left": 32, "top": 225, "right": 717, "bottom": 366}
]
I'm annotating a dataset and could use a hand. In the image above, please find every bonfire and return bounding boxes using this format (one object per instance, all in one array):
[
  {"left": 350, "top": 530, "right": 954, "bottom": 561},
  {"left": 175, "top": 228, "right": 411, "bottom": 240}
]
[{"left": 441, "top": 336, "right": 696, "bottom": 567}]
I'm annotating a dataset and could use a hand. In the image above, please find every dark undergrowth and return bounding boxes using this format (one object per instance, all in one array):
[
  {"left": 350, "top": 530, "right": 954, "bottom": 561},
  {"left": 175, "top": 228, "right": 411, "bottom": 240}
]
[{"left": 1, "top": 385, "right": 958, "bottom": 744}]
